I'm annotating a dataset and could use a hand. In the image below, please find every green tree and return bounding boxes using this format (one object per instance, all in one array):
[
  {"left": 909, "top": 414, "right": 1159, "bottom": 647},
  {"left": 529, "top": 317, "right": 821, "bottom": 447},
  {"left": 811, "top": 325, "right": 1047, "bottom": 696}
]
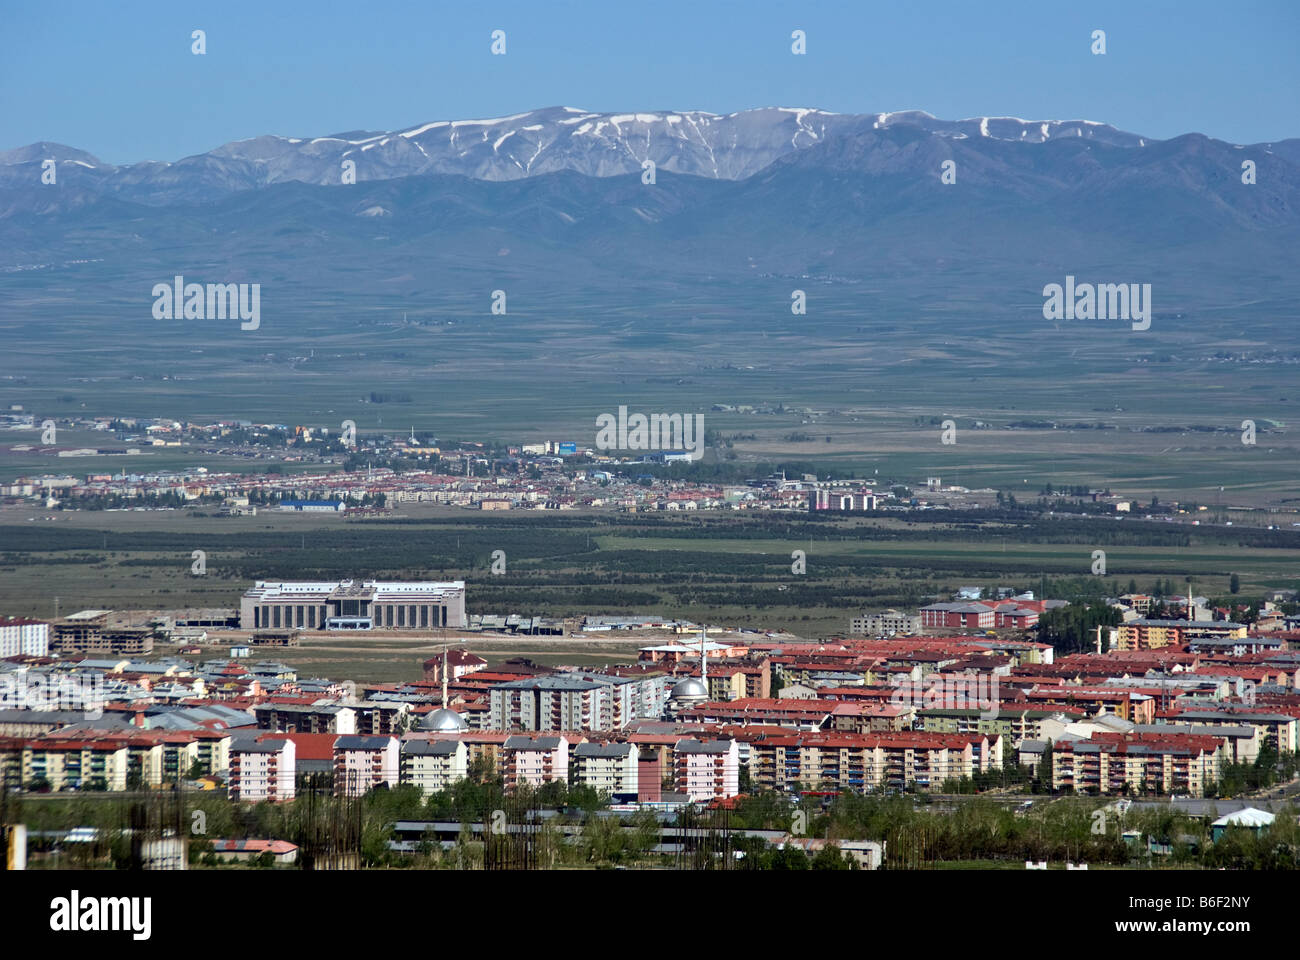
[
  {"left": 580, "top": 814, "right": 624, "bottom": 864},
  {"left": 811, "top": 843, "right": 856, "bottom": 870},
  {"left": 1036, "top": 743, "right": 1054, "bottom": 794},
  {"left": 771, "top": 843, "right": 810, "bottom": 870}
]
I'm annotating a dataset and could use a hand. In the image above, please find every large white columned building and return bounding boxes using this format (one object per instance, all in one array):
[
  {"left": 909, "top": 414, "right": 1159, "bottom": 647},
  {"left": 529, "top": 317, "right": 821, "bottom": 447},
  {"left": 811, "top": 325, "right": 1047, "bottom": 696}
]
[{"left": 240, "top": 580, "right": 467, "bottom": 631}]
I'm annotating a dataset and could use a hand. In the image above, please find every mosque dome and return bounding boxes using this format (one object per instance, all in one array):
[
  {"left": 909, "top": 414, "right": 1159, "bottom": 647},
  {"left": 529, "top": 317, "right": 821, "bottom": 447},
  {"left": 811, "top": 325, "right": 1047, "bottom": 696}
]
[
  {"left": 420, "top": 707, "right": 468, "bottom": 732},
  {"left": 671, "top": 677, "right": 708, "bottom": 700}
]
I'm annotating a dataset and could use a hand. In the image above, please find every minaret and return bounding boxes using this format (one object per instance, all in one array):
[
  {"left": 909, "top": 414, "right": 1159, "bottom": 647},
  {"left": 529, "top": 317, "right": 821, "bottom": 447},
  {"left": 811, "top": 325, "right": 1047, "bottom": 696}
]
[
  {"left": 442, "top": 645, "right": 450, "bottom": 707},
  {"left": 700, "top": 626, "right": 708, "bottom": 695}
]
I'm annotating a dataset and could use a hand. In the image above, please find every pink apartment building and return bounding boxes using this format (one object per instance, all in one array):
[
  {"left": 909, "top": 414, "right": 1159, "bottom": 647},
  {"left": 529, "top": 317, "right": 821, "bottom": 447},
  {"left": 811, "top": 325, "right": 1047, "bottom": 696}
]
[
  {"left": 229, "top": 737, "right": 296, "bottom": 802},
  {"left": 501, "top": 734, "right": 569, "bottom": 789},
  {"left": 332, "top": 735, "right": 400, "bottom": 796},
  {"left": 674, "top": 738, "right": 740, "bottom": 802}
]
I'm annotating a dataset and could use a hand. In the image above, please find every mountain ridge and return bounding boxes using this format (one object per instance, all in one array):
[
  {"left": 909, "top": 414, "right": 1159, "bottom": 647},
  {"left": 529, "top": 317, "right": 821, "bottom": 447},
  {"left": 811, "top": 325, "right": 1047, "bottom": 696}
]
[{"left": 10, "top": 105, "right": 1295, "bottom": 209}]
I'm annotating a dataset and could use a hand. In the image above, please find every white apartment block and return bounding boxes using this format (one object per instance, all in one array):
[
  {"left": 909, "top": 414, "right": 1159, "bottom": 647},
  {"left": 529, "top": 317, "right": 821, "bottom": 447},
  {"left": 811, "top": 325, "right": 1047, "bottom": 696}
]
[
  {"left": 229, "top": 738, "right": 297, "bottom": 802},
  {"left": 571, "top": 742, "right": 639, "bottom": 799},
  {"left": 491, "top": 677, "right": 609, "bottom": 731},
  {"left": 399, "top": 738, "right": 468, "bottom": 795},
  {"left": 0, "top": 618, "right": 50, "bottom": 657},
  {"left": 491, "top": 672, "right": 667, "bottom": 731}
]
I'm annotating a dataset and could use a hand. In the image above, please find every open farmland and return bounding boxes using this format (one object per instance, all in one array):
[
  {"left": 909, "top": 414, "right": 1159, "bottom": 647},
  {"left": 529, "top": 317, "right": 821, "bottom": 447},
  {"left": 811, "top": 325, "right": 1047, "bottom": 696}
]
[{"left": 3, "top": 503, "right": 1297, "bottom": 642}]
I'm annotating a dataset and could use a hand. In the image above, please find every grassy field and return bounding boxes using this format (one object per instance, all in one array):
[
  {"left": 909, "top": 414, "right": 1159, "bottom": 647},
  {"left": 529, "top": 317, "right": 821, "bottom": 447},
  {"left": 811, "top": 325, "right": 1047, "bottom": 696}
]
[
  {"left": 3, "top": 268, "right": 1297, "bottom": 508},
  {"left": 2, "top": 503, "right": 1297, "bottom": 645},
  {"left": 151, "top": 635, "right": 649, "bottom": 684}
]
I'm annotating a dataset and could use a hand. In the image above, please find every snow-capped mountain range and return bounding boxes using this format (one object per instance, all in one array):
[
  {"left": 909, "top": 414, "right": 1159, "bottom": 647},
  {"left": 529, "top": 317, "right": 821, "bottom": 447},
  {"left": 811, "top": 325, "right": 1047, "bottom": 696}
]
[{"left": 0, "top": 106, "right": 1174, "bottom": 201}]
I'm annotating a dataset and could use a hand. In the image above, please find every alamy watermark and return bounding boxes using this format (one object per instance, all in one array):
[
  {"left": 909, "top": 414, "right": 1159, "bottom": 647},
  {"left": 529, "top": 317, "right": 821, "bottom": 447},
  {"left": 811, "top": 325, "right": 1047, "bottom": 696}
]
[
  {"left": 1042, "top": 275, "right": 1151, "bottom": 331},
  {"left": 152, "top": 276, "right": 260, "bottom": 330},
  {"left": 0, "top": 673, "right": 105, "bottom": 718},
  {"left": 595, "top": 406, "right": 704, "bottom": 460},
  {"left": 50, "top": 891, "right": 150, "bottom": 940}
]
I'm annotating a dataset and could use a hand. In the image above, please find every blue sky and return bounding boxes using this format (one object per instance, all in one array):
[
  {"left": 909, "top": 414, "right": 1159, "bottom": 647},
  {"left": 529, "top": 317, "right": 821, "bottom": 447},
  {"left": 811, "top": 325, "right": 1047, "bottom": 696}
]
[{"left": 2, "top": 0, "right": 1296, "bottom": 164}]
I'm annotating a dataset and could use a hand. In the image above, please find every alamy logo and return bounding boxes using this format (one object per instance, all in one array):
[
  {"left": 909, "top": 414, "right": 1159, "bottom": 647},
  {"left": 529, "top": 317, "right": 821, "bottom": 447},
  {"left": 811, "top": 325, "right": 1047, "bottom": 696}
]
[
  {"left": 50, "top": 891, "right": 151, "bottom": 940},
  {"left": 152, "top": 276, "right": 260, "bottom": 330},
  {"left": 0, "top": 673, "right": 105, "bottom": 717},
  {"left": 1042, "top": 275, "right": 1151, "bottom": 331},
  {"left": 595, "top": 406, "right": 704, "bottom": 460}
]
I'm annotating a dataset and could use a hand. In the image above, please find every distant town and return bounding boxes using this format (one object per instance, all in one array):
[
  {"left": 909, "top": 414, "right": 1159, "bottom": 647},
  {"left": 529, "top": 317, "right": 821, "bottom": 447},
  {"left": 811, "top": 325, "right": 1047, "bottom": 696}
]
[{"left": 3, "top": 411, "right": 1287, "bottom": 526}]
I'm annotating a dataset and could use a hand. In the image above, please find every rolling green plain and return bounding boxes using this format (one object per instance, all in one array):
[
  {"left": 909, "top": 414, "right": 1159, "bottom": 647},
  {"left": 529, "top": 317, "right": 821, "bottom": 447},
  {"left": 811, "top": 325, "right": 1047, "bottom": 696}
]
[
  {"left": 2, "top": 504, "right": 1296, "bottom": 654},
  {"left": 3, "top": 266, "right": 1297, "bottom": 508}
]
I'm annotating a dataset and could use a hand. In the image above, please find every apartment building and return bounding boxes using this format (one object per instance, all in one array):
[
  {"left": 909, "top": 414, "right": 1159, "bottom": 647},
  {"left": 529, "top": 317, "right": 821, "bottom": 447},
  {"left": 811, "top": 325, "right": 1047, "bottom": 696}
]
[
  {"left": 919, "top": 603, "right": 995, "bottom": 631},
  {"left": 673, "top": 738, "right": 740, "bottom": 802},
  {"left": 971, "top": 638, "right": 1055, "bottom": 665},
  {"left": 825, "top": 701, "right": 913, "bottom": 733},
  {"left": 352, "top": 700, "right": 412, "bottom": 736},
  {"left": 490, "top": 676, "right": 609, "bottom": 731},
  {"left": 400, "top": 738, "right": 469, "bottom": 796},
  {"left": 1117, "top": 594, "right": 1155, "bottom": 616},
  {"left": 565, "top": 672, "right": 664, "bottom": 728},
  {"left": 0, "top": 737, "right": 21, "bottom": 792},
  {"left": 500, "top": 735, "right": 569, "bottom": 789},
  {"left": 422, "top": 649, "right": 488, "bottom": 683},
  {"left": 1022, "top": 687, "right": 1156, "bottom": 724},
  {"left": 1130, "top": 723, "right": 1260, "bottom": 765},
  {"left": 744, "top": 731, "right": 995, "bottom": 793},
  {"left": 333, "top": 735, "right": 400, "bottom": 796},
  {"left": 253, "top": 702, "right": 357, "bottom": 735},
  {"left": 135, "top": 732, "right": 200, "bottom": 785},
  {"left": 915, "top": 706, "right": 1074, "bottom": 743},
  {"left": 428, "top": 731, "right": 511, "bottom": 773},
  {"left": 0, "top": 709, "right": 93, "bottom": 737},
  {"left": 850, "top": 610, "right": 921, "bottom": 637},
  {"left": 22, "top": 738, "right": 130, "bottom": 791},
  {"left": 1166, "top": 708, "right": 1298, "bottom": 754},
  {"left": 0, "top": 618, "right": 49, "bottom": 657},
  {"left": 571, "top": 742, "right": 639, "bottom": 800},
  {"left": 1115, "top": 619, "right": 1248, "bottom": 652},
  {"left": 49, "top": 616, "right": 154, "bottom": 657},
  {"left": 229, "top": 737, "right": 297, "bottom": 802},
  {"left": 605, "top": 665, "right": 678, "bottom": 716},
  {"left": 1052, "top": 732, "right": 1223, "bottom": 795},
  {"left": 676, "top": 698, "right": 838, "bottom": 730}
]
